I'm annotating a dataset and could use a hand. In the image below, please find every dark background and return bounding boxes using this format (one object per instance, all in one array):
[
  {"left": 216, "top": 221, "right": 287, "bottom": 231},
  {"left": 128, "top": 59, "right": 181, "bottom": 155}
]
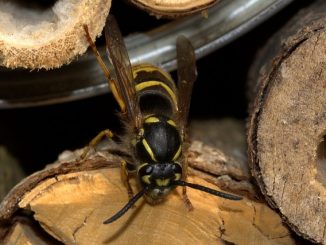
[{"left": 0, "top": 0, "right": 312, "bottom": 176}]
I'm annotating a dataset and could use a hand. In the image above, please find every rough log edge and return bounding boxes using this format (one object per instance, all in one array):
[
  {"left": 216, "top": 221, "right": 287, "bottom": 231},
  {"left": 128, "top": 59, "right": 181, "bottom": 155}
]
[{"left": 0, "top": 0, "right": 111, "bottom": 69}]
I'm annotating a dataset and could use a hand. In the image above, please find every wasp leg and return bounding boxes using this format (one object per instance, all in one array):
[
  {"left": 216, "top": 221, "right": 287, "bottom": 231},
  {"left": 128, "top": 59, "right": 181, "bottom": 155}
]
[
  {"left": 83, "top": 25, "right": 126, "bottom": 112},
  {"left": 80, "top": 129, "right": 115, "bottom": 160},
  {"left": 120, "top": 160, "right": 135, "bottom": 199},
  {"left": 181, "top": 156, "right": 194, "bottom": 211}
]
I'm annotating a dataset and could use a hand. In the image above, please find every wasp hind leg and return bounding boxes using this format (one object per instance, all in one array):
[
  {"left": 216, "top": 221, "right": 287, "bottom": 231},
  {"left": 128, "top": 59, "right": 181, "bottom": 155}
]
[
  {"left": 80, "top": 129, "right": 116, "bottom": 160},
  {"left": 181, "top": 156, "right": 194, "bottom": 211}
]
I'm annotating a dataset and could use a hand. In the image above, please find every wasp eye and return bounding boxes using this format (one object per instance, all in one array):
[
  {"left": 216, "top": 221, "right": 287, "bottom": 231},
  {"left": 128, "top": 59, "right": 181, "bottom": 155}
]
[
  {"left": 172, "top": 163, "right": 182, "bottom": 173},
  {"left": 145, "top": 165, "right": 153, "bottom": 174}
]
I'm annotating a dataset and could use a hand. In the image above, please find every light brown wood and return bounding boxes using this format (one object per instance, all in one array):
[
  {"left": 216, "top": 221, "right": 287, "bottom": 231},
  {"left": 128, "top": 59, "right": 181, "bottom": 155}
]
[
  {"left": 130, "top": 0, "right": 217, "bottom": 18},
  {"left": 0, "top": 0, "right": 111, "bottom": 69},
  {"left": 17, "top": 168, "right": 293, "bottom": 245},
  {"left": 247, "top": 0, "right": 326, "bottom": 243}
]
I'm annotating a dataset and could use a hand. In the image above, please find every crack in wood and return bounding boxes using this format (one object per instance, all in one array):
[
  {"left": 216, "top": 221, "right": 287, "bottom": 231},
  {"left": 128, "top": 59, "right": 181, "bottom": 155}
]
[
  {"left": 217, "top": 215, "right": 225, "bottom": 239},
  {"left": 293, "top": 172, "right": 305, "bottom": 220},
  {"left": 72, "top": 210, "right": 94, "bottom": 243},
  {"left": 248, "top": 200, "right": 290, "bottom": 241},
  {"left": 190, "top": 166, "right": 244, "bottom": 183},
  {"left": 280, "top": 177, "right": 288, "bottom": 207}
]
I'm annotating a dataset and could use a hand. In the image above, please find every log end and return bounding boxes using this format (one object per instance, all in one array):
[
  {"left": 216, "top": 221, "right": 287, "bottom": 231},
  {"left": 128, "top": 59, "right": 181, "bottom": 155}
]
[
  {"left": 13, "top": 167, "right": 294, "bottom": 244},
  {"left": 130, "top": 0, "right": 217, "bottom": 18},
  {"left": 0, "top": 0, "right": 111, "bottom": 69},
  {"left": 248, "top": 7, "right": 326, "bottom": 243}
]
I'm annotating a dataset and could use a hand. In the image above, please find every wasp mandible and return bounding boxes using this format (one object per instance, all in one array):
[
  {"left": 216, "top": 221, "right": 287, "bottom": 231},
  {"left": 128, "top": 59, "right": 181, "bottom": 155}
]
[{"left": 83, "top": 15, "right": 242, "bottom": 224}]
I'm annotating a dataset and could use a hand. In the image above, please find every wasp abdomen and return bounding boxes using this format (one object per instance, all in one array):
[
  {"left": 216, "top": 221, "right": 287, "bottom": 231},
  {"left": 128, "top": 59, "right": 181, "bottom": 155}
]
[{"left": 132, "top": 64, "right": 178, "bottom": 118}]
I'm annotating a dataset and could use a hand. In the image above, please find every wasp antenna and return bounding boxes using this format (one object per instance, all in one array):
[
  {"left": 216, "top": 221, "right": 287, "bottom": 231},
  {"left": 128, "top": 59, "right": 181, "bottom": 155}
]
[
  {"left": 103, "top": 186, "right": 148, "bottom": 224},
  {"left": 172, "top": 180, "right": 242, "bottom": 201}
]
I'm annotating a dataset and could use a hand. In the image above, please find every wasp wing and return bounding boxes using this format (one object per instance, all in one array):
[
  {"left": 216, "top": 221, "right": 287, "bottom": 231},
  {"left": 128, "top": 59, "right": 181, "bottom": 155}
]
[
  {"left": 105, "top": 15, "right": 142, "bottom": 129},
  {"left": 176, "top": 36, "right": 197, "bottom": 139}
]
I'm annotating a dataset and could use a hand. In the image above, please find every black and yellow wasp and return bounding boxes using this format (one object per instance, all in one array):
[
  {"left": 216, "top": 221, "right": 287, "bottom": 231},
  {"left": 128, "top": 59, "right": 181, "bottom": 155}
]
[{"left": 83, "top": 15, "right": 242, "bottom": 224}]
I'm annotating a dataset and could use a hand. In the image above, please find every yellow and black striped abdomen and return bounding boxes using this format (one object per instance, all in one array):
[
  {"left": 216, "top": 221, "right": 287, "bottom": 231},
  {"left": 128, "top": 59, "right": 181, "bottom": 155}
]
[{"left": 132, "top": 64, "right": 178, "bottom": 118}]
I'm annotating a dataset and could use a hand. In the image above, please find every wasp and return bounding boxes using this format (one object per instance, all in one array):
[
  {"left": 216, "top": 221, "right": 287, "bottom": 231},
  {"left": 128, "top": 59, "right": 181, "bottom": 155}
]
[{"left": 82, "top": 15, "right": 242, "bottom": 224}]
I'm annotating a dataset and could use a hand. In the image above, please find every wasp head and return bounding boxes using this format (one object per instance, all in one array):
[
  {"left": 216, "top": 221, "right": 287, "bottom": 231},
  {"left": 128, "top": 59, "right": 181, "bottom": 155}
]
[{"left": 137, "top": 162, "right": 182, "bottom": 201}]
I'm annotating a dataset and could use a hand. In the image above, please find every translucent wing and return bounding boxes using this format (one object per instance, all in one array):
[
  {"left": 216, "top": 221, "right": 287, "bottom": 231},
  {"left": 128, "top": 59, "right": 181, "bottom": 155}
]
[
  {"left": 176, "top": 36, "right": 197, "bottom": 139},
  {"left": 105, "top": 15, "right": 142, "bottom": 129}
]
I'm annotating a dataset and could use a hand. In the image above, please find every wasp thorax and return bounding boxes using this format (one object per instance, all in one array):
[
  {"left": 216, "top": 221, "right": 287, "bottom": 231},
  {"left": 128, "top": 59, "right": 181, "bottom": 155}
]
[{"left": 134, "top": 115, "right": 182, "bottom": 163}]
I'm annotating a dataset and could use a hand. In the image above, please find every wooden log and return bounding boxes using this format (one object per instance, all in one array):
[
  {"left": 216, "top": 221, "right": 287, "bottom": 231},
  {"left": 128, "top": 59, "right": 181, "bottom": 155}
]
[
  {"left": 129, "top": 0, "right": 217, "bottom": 18},
  {"left": 0, "top": 0, "right": 111, "bottom": 69},
  {"left": 0, "top": 120, "right": 295, "bottom": 244},
  {"left": 247, "top": 0, "right": 326, "bottom": 243}
]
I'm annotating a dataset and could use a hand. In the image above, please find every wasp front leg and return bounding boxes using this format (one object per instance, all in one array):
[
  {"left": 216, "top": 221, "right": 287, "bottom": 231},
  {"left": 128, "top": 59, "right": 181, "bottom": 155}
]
[
  {"left": 181, "top": 155, "right": 194, "bottom": 211},
  {"left": 120, "top": 160, "right": 135, "bottom": 199},
  {"left": 80, "top": 129, "right": 116, "bottom": 160}
]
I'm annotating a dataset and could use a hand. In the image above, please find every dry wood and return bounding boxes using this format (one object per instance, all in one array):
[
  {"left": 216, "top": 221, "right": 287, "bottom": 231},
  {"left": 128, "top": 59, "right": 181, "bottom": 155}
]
[
  {"left": 0, "top": 0, "right": 111, "bottom": 69},
  {"left": 0, "top": 118, "right": 294, "bottom": 244},
  {"left": 247, "top": 0, "right": 326, "bottom": 243},
  {"left": 129, "top": 0, "right": 217, "bottom": 18}
]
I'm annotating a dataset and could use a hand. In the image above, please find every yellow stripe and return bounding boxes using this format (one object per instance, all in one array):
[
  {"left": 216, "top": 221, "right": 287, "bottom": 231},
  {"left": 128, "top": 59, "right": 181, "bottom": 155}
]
[
  {"left": 132, "top": 64, "right": 172, "bottom": 82},
  {"left": 167, "top": 119, "right": 177, "bottom": 127},
  {"left": 144, "top": 116, "right": 160, "bottom": 124},
  {"left": 142, "top": 139, "right": 157, "bottom": 162},
  {"left": 135, "top": 81, "right": 177, "bottom": 107},
  {"left": 174, "top": 173, "right": 181, "bottom": 181},
  {"left": 142, "top": 175, "right": 151, "bottom": 184},
  {"left": 156, "top": 179, "right": 170, "bottom": 186},
  {"left": 172, "top": 145, "right": 182, "bottom": 161},
  {"left": 137, "top": 163, "right": 148, "bottom": 173}
]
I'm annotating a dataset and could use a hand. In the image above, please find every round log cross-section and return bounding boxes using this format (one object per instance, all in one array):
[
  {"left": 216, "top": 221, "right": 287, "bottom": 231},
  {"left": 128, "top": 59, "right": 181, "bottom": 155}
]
[
  {"left": 248, "top": 0, "right": 326, "bottom": 243},
  {"left": 0, "top": 0, "right": 111, "bottom": 69}
]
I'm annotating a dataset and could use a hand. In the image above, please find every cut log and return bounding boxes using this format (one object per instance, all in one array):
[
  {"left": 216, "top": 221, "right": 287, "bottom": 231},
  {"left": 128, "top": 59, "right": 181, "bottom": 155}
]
[
  {"left": 0, "top": 119, "right": 294, "bottom": 244},
  {"left": 129, "top": 0, "right": 217, "bottom": 18},
  {"left": 0, "top": 0, "right": 111, "bottom": 69},
  {"left": 247, "top": 0, "right": 326, "bottom": 243}
]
